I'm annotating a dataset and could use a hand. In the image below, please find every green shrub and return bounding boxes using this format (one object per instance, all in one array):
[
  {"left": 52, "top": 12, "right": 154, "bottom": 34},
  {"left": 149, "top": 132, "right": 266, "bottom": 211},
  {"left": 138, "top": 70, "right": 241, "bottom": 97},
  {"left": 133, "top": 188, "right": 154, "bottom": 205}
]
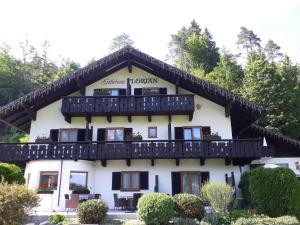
[
  {"left": 220, "top": 210, "right": 252, "bottom": 225},
  {"left": 49, "top": 213, "right": 65, "bottom": 224},
  {"left": 232, "top": 215, "right": 299, "bottom": 225},
  {"left": 77, "top": 199, "right": 108, "bottom": 224},
  {"left": 137, "top": 193, "right": 174, "bottom": 225},
  {"left": 241, "top": 167, "right": 300, "bottom": 218},
  {"left": 0, "top": 182, "right": 40, "bottom": 225},
  {"left": 0, "top": 163, "right": 25, "bottom": 184},
  {"left": 173, "top": 217, "right": 201, "bottom": 225},
  {"left": 200, "top": 182, "right": 235, "bottom": 215},
  {"left": 173, "top": 193, "right": 204, "bottom": 220}
]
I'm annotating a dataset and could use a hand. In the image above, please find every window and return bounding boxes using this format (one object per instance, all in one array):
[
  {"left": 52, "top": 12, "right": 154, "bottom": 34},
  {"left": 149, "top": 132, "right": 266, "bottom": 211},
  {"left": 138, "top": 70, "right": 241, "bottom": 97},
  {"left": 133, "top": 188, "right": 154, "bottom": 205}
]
[
  {"left": 121, "top": 172, "right": 140, "bottom": 191},
  {"left": 142, "top": 88, "right": 160, "bottom": 95},
  {"left": 183, "top": 127, "right": 202, "bottom": 140},
  {"left": 59, "top": 129, "right": 78, "bottom": 142},
  {"left": 107, "top": 128, "right": 124, "bottom": 141},
  {"left": 93, "top": 88, "right": 126, "bottom": 96},
  {"left": 181, "top": 172, "right": 201, "bottom": 195},
  {"left": 39, "top": 172, "right": 59, "bottom": 190},
  {"left": 69, "top": 172, "right": 88, "bottom": 190},
  {"left": 148, "top": 127, "right": 157, "bottom": 138}
]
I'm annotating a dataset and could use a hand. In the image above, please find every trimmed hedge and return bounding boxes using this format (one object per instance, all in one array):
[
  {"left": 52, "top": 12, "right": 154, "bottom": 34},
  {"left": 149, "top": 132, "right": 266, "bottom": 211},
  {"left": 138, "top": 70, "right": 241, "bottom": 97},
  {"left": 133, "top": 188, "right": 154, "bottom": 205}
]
[
  {"left": 239, "top": 167, "right": 300, "bottom": 219},
  {"left": 77, "top": 199, "right": 108, "bottom": 224},
  {"left": 0, "top": 163, "right": 25, "bottom": 184},
  {"left": 137, "top": 193, "right": 174, "bottom": 225},
  {"left": 232, "top": 216, "right": 299, "bottom": 225},
  {"left": 173, "top": 193, "right": 204, "bottom": 220}
]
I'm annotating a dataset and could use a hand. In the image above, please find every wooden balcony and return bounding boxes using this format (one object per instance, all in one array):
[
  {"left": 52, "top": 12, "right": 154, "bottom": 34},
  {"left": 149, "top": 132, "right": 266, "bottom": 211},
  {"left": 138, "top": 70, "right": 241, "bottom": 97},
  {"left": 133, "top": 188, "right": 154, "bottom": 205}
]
[
  {"left": 0, "top": 139, "right": 273, "bottom": 166},
  {"left": 61, "top": 95, "right": 195, "bottom": 122}
]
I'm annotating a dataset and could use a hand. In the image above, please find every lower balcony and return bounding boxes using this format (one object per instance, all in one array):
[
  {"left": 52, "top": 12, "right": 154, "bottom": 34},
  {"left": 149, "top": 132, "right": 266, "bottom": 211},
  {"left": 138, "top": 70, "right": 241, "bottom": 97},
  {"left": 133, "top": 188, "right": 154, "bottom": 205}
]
[{"left": 0, "top": 139, "right": 273, "bottom": 165}]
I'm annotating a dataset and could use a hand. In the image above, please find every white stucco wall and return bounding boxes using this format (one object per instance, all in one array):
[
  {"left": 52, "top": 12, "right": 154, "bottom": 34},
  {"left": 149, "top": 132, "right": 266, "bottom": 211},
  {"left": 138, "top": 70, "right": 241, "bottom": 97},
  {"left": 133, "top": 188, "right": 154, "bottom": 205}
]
[
  {"left": 25, "top": 159, "right": 241, "bottom": 211},
  {"left": 29, "top": 66, "right": 232, "bottom": 141}
]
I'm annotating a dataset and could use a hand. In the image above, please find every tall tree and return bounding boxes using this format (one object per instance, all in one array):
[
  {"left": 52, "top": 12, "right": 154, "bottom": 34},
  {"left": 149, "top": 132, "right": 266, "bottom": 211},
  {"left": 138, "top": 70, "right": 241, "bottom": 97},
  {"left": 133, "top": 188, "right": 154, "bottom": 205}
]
[
  {"left": 109, "top": 33, "right": 134, "bottom": 52},
  {"left": 264, "top": 39, "right": 283, "bottom": 61},
  {"left": 236, "top": 27, "right": 261, "bottom": 54}
]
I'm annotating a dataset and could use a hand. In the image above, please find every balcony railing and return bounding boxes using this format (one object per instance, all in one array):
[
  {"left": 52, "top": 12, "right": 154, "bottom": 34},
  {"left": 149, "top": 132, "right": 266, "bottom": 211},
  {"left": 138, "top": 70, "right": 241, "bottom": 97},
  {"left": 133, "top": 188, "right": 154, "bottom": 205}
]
[
  {"left": 61, "top": 94, "right": 195, "bottom": 116},
  {"left": 0, "top": 139, "right": 273, "bottom": 162}
]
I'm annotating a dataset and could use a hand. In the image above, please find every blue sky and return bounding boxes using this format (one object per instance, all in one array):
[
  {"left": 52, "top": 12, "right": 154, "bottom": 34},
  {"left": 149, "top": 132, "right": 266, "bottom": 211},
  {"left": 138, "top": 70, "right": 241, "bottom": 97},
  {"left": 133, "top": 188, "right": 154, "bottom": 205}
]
[{"left": 0, "top": 0, "right": 299, "bottom": 66}]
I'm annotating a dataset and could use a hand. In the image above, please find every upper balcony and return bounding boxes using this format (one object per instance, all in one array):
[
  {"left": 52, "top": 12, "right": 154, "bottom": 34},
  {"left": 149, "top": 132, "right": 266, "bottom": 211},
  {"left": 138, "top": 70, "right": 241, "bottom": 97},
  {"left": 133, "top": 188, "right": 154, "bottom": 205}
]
[{"left": 61, "top": 94, "right": 195, "bottom": 122}]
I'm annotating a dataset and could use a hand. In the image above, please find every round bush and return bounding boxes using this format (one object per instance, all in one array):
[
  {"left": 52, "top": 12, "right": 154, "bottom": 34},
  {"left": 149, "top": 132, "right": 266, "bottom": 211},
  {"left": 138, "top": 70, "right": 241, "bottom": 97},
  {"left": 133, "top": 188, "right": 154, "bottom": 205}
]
[
  {"left": 77, "top": 199, "right": 108, "bottom": 224},
  {"left": 239, "top": 167, "right": 300, "bottom": 219},
  {"left": 173, "top": 193, "right": 204, "bottom": 220},
  {"left": 137, "top": 193, "right": 174, "bottom": 225},
  {"left": 0, "top": 163, "right": 25, "bottom": 184}
]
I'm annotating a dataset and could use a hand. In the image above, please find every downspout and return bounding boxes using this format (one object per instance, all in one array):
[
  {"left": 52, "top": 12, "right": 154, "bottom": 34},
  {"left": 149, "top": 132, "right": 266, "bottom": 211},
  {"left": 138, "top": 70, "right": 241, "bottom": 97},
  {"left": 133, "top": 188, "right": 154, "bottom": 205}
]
[{"left": 57, "top": 159, "right": 64, "bottom": 207}]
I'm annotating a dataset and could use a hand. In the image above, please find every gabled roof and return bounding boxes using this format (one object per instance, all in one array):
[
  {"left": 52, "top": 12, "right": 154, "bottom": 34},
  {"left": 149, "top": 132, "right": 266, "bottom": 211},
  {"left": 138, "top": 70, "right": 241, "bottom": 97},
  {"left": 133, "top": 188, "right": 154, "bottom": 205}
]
[{"left": 0, "top": 46, "right": 264, "bottom": 134}]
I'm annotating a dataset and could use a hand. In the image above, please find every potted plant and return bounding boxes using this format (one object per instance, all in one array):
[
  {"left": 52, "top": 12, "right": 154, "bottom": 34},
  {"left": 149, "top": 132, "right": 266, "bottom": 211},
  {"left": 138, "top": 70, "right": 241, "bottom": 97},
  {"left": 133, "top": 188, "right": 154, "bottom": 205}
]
[
  {"left": 125, "top": 131, "right": 143, "bottom": 141},
  {"left": 35, "top": 134, "right": 52, "bottom": 143},
  {"left": 72, "top": 186, "right": 90, "bottom": 194},
  {"left": 37, "top": 185, "right": 54, "bottom": 194},
  {"left": 203, "top": 132, "right": 221, "bottom": 141}
]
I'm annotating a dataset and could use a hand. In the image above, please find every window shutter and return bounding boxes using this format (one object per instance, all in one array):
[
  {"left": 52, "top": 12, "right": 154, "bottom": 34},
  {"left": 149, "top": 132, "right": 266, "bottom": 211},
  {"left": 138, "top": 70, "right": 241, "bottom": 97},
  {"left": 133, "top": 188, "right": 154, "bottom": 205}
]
[
  {"left": 140, "top": 172, "right": 149, "bottom": 190},
  {"left": 77, "top": 129, "right": 86, "bottom": 141},
  {"left": 174, "top": 127, "right": 184, "bottom": 140},
  {"left": 124, "top": 128, "right": 133, "bottom": 140},
  {"left": 159, "top": 88, "right": 167, "bottom": 95},
  {"left": 50, "top": 129, "right": 59, "bottom": 142},
  {"left": 112, "top": 172, "right": 121, "bottom": 190},
  {"left": 119, "top": 89, "right": 127, "bottom": 96},
  {"left": 97, "top": 128, "right": 106, "bottom": 141},
  {"left": 202, "top": 126, "right": 211, "bottom": 136},
  {"left": 200, "top": 172, "right": 210, "bottom": 186},
  {"left": 171, "top": 172, "right": 181, "bottom": 195},
  {"left": 134, "top": 88, "right": 142, "bottom": 95}
]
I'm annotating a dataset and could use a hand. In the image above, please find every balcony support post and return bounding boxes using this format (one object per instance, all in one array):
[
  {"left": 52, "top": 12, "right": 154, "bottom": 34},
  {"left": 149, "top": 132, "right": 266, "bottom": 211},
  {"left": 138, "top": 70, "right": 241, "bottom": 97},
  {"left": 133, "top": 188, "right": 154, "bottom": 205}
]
[
  {"left": 126, "top": 159, "right": 131, "bottom": 167},
  {"left": 200, "top": 158, "right": 205, "bottom": 166},
  {"left": 148, "top": 115, "right": 152, "bottom": 123},
  {"left": 128, "top": 115, "right": 132, "bottom": 122},
  {"left": 107, "top": 115, "right": 112, "bottom": 123},
  {"left": 151, "top": 159, "right": 155, "bottom": 166},
  {"left": 175, "top": 158, "right": 180, "bottom": 166}
]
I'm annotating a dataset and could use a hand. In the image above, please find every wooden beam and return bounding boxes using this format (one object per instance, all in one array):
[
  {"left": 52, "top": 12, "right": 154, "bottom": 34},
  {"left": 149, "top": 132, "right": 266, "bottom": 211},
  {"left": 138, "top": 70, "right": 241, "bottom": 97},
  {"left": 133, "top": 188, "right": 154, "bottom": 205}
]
[
  {"left": 76, "top": 79, "right": 85, "bottom": 96},
  {"left": 175, "top": 76, "right": 180, "bottom": 94},
  {"left": 189, "top": 114, "right": 193, "bottom": 121},
  {"left": 200, "top": 158, "right": 205, "bottom": 166},
  {"left": 23, "top": 104, "right": 36, "bottom": 121},
  {"left": 19, "top": 121, "right": 31, "bottom": 132},
  {"left": 225, "top": 101, "right": 234, "bottom": 117},
  {"left": 151, "top": 159, "right": 155, "bottom": 166},
  {"left": 175, "top": 158, "right": 180, "bottom": 166},
  {"left": 148, "top": 115, "right": 152, "bottom": 123},
  {"left": 85, "top": 115, "right": 91, "bottom": 123},
  {"left": 126, "top": 159, "right": 131, "bottom": 167},
  {"left": 13, "top": 116, "right": 30, "bottom": 127},
  {"left": 107, "top": 115, "right": 112, "bottom": 123},
  {"left": 64, "top": 114, "right": 71, "bottom": 123},
  {"left": 128, "top": 116, "right": 132, "bottom": 122},
  {"left": 127, "top": 59, "right": 132, "bottom": 73},
  {"left": 101, "top": 160, "right": 107, "bottom": 167},
  {"left": 225, "top": 158, "right": 232, "bottom": 166}
]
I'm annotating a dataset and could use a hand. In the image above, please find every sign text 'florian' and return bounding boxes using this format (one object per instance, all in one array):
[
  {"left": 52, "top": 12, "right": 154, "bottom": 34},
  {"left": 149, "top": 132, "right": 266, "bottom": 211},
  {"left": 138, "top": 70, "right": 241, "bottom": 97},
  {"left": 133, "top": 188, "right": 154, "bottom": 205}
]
[{"left": 102, "top": 78, "right": 158, "bottom": 85}]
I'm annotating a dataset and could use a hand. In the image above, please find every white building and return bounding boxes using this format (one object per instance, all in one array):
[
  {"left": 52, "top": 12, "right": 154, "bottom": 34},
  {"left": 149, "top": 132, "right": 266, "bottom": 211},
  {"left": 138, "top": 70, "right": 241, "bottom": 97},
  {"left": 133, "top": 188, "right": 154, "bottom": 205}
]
[{"left": 0, "top": 46, "right": 299, "bottom": 212}]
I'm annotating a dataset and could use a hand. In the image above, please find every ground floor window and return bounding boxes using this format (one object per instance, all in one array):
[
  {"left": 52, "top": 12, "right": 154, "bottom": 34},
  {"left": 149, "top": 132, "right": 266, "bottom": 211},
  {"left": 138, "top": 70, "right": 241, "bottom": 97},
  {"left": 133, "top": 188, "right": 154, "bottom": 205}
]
[
  {"left": 181, "top": 172, "right": 201, "bottom": 195},
  {"left": 69, "top": 171, "right": 88, "bottom": 190},
  {"left": 39, "top": 171, "right": 59, "bottom": 190},
  {"left": 121, "top": 172, "right": 140, "bottom": 191}
]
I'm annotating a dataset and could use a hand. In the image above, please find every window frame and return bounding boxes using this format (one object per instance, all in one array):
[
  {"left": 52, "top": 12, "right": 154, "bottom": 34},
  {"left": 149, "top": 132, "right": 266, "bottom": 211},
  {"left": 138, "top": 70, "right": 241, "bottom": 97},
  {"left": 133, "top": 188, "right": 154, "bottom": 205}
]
[
  {"left": 59, "top": 128, "right": 79, "bottom": 142},
  {"left": 142, "top": 87, "right": 160, "bottom": 95},
  {"left": 69, "top": 171, "right": 88, "bottom": 190},
  {"left": 106, "top": 127, "right": 124, "bottom": 141},
  {"left": 121, "top": 171, "right": 140, "bottom": 192},
  {"left": 183, "top": 126, "right": 203, "bottom": 140},
  {"left": 148, "top": 127, "right": 157, "bottom": 138},
  {"left": 93, "top": 88, "right": 122, "bottom": 96},
  {"left": 39, "top": 171, "right": 59, "bottom": 190},
  {"left": 180, "top": 171, "right": 201, "bottom": 195}
]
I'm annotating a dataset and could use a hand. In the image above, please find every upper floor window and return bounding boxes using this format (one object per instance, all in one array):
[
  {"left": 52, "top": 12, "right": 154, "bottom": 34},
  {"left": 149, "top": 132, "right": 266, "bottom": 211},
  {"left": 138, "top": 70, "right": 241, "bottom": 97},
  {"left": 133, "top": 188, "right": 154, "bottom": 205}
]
[
  {"left": 59, "top": 129, "right": 78, "bottom": 142},
  {"left": 39, "top": 171, "right": 58, "bottom": 190},
  {"left": 93, "top": 88, "right": 126, "bottom": 96},
  {"left": 183, "top": 127, "right": 202, "bottom": 140},
  {"left": 107, "top": 128, "right": 124, "bottom": 141},
  {"left": 142, "top": 88, "right": 160, "bottom": 95},
  {"left": 134, "top": 88, "right": 167, "bottom": 95},
  {"left": 69, "top": 171, "right": 88, "bottom": 190}
]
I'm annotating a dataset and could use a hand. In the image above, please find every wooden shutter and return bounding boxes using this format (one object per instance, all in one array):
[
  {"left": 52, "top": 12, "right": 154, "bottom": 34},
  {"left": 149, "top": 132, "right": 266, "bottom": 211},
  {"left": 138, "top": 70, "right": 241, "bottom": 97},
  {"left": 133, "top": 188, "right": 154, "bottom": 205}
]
[
  {"left": 140, "top": 172, "right": 149, "bottom": 190},
  {"left": 77, "top": 129, "right": 86, "bottom": 141},
  {"left": 200, "top": 172, "right": 210, "bottom": 186},
  {"left": 159, "top": 88, "right": 167, "bottom": 95},
  {"left": 171, "top": 172, "right": 181, "bottom": 195},
  {"left": 50, "top": 129, "right": 59, "bottom": 142},
  {"left": 112, "top": 172, "right": 121, "bottom": 190},
  {"left": 174, "top": 127, "right": 184, "bottom": 140},
  {"left": 119, "top": 89, "right": 127, "bottom": 96},
  {"left": 134, "top": 88, "right": 142, "bottom": 95},
  {"left": 97, "top": 128, "right": 106, "bottom": 141},
  {"left": 202, "top": 126, "right": 211, "bottom": 136},
  {"left": 124, "top": 128, "right": 133, "bottom": 140}
]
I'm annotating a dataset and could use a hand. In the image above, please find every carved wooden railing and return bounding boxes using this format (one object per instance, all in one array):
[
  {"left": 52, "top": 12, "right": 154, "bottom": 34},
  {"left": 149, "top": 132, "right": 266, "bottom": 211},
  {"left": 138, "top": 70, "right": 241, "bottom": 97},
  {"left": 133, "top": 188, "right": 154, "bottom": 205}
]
[
  {"left": 61, "top": 94, "right": 195, "bottom": 116},
  {"left": 0, "top": 139, "right": 273, "bottom": 162}
]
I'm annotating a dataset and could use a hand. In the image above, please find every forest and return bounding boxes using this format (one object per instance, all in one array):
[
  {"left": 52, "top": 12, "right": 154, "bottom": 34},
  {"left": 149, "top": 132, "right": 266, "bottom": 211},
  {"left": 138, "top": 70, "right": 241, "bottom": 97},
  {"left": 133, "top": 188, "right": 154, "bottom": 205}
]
[{"left": 0, "top": 21, "right": 299, "bottom": 142}]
